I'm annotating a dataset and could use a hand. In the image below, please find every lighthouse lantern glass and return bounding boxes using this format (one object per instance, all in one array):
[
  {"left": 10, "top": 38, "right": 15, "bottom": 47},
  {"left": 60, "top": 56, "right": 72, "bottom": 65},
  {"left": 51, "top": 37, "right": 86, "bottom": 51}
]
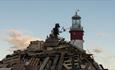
[{"left": 72, "top": 19, "right": 81, "bottom": 27}]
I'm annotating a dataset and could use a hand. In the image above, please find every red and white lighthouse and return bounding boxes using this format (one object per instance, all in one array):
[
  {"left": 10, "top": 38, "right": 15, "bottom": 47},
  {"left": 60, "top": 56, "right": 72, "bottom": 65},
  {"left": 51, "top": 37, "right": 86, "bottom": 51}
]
[{"left": 69, "top": 12, "right": 84, "bottom": 50}]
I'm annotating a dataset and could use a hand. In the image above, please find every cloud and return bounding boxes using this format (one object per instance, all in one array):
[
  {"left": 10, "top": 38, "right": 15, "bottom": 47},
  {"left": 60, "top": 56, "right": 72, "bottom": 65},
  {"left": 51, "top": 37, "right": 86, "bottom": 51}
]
[
  {"left": 85, "top": 41, "right": 104, "bottom": 54},
  {"left": 92, "top": 47, "right": 103, "bottom": 53},
  {"left": 6, "top": 29, "right": 43, "bottom": 51},
  {"left": 96, "top": 32, "right": 108, "bottom": 37}
]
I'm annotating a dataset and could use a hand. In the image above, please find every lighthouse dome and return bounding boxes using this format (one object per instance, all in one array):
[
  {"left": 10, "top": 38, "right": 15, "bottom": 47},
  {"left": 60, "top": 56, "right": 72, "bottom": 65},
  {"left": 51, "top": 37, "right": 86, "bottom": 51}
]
[{"left": 72, "top": 12, "right": 81, "bottom": 19}]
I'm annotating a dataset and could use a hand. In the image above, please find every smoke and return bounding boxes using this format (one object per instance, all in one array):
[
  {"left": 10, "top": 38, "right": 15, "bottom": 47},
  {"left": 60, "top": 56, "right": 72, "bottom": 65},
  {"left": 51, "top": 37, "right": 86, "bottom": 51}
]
[
  {"left": 92, "top": 47, "right": 103, "bottom": 53},
  {"left": 7, "top": 29, "right": 43, "bottom": 51}
]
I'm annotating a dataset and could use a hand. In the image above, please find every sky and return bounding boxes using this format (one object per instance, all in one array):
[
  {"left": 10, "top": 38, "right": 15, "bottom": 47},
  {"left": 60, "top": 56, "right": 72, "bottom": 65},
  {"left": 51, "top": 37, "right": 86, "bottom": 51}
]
[{"left": 0, "top": 0, "right": 115, "bottom": 70}]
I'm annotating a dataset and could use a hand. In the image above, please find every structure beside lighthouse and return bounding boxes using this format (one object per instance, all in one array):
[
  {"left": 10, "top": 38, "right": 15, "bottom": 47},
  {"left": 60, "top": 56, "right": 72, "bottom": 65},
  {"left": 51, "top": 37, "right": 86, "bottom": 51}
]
[{"left": 70, "top": 12, "right": 84, "bottom": 50}]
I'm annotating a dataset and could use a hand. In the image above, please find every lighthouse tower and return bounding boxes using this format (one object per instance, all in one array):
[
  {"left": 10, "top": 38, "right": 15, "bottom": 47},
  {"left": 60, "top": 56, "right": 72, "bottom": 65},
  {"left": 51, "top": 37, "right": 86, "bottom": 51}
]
[{"left": 69, "top": 12, "right": 84, "bottom": 50}]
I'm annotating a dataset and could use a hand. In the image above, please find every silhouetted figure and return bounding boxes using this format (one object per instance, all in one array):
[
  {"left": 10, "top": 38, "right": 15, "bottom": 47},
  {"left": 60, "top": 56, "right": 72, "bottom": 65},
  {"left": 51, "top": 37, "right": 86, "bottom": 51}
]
[
  {"left": 44, "top": 23, "right": 60, "bottom": 48},
  {"left": 52, "top": 23, "right": 60, "bottom": 38}
]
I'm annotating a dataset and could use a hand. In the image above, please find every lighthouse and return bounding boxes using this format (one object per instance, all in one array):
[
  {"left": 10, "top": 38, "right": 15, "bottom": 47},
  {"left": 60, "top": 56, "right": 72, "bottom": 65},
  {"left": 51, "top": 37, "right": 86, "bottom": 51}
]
[{"left": 69, "top": 11, "right": 84, "bottom": 50}]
